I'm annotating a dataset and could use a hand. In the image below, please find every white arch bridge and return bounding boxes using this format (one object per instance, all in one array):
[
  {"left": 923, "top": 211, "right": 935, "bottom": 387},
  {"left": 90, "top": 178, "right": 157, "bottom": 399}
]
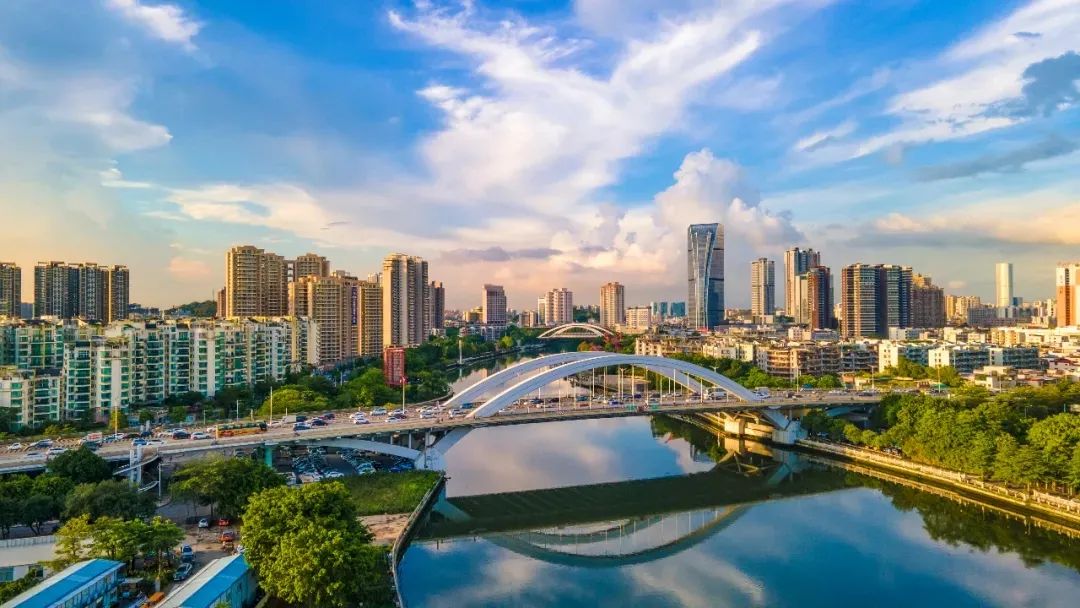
[{"left": 536, "top": 323, "right": 616, "bottom": 340}]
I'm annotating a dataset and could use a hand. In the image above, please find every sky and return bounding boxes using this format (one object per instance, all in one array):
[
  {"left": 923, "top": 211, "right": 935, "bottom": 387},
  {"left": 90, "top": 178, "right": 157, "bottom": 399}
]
[{"left": 2, "top": 0, "right": 1079, "bottom": 310}]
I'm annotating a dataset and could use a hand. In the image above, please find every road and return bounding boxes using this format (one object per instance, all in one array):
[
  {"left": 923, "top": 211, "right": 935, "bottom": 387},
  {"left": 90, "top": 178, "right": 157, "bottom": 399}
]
[{"left": 0, "top": 392, "right": 881, "bottom": 473}]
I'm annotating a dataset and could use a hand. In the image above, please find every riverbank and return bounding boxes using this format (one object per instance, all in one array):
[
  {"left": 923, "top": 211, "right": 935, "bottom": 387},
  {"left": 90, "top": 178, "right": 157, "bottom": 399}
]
[
  {"left": 797, "top": 438, "right": 1080, "bottom": 528},
  {"left": 389, "top": 472, "right": 445, "bottom": 608}
]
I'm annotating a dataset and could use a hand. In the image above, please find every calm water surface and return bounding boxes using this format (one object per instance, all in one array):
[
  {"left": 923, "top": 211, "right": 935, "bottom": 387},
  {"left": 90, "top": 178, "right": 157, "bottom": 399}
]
[{"left": 398, "top": 416, "right": 1080, "bottom": 608}]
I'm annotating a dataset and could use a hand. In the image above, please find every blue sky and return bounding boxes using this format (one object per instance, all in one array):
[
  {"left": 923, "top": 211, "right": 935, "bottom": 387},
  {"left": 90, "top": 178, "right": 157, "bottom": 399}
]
[{"left": 2, "top": 0, "right": 1079, "bottom": 309}]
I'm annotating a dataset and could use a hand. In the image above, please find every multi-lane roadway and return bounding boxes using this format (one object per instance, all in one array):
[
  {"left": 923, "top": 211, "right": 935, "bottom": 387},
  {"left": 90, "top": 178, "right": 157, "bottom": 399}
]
[{"left": 0, "top": 390, "right": 883, "bottom": 473}]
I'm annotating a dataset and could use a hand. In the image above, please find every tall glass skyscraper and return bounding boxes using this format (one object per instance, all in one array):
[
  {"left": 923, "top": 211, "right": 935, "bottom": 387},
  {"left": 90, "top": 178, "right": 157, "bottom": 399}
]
[{"left": 687, "top": 223, "right": 724, "bottom": 330}]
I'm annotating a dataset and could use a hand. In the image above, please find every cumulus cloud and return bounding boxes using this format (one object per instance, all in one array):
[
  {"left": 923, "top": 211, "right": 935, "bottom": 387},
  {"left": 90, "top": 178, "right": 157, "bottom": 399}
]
[
  {"left": 105, "top": 0, "right": 202, "bottom": 51},
  {"left": 1015, "top": 51, "right": 1080, "bottom": 116},
  {"left": 915, "top": 136, "right": 1078, "bottom": 181}
]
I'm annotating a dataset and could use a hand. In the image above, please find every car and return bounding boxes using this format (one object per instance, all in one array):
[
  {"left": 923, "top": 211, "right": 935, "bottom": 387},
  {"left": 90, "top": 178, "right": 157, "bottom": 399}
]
[
  {"left": 24, "top": 451, "right": 44, "bottom": 460},
  {"left": 293, "top": 422, "right": 311, "bottom": 431},
  {"left": 171, "top": 431, "right": 191, "bottom": 440},
  {"left": 310, "top": 418, "right": 327, "bottom": 427},
  {"left": 295, "top": 415, "right": 308, "bottom": 423},
  {"left": 46, "top": 447, "right": 68, "bottom": 457},
  {"left": 197, "top": 518, "right": 209, "bottom": 529},
  {"left": 419, "top": 410, "right": 435, "bottom": 419},
  {"left": 352, "top": 417, "right": 369, "bottom": 425},
  {"left": 218, "top": 518, "right": 231, "bottom": 528},
  {"left": 191, "top": 432, "right": 211, "bottom": 440},
  {"left": 324, "top": 471, "right": 345, "bottom": 479},
  {"left": 448, "top": 409, "right": 461, "bottom": 418},
  {"left": 82, "top": 441, "right": 101, "bottom": 451},
  {"left": 33, "top": 439, "right": 53, "bottom": 448},
  {"left": 322, "top": 412, "right": 335, "bottom": 420},
  {"left": 180, "top": 545, "right": 195, "bottom": 562},
  {"left": 370, "top": 407, "right": 387, "bottom": 416},
  {"left": 132, "top": 438, "right": 148, "bottom": 447},
  {"left": 173, "top": 563, "right": 194, "bottom": 581},
  {"left": 6, "top": 443, "right": 23, "bottom": 451},
  {"left": 147, "top": 439, "right": 166, "bottom": 446}
]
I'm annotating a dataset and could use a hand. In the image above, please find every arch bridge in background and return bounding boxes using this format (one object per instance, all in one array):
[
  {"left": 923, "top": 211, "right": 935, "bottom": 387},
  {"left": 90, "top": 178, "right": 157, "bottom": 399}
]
[{"left": 537, "top": 323, "right": 617, "bottom": 340}]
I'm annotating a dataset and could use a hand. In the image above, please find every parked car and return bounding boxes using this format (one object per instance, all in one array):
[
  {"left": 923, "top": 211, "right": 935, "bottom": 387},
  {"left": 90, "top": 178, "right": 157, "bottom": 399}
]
[
  {"left": 180, "top": 545, "right": 195, "bottom": 563},
  {"left": 173, "top": 563, "right": 194, "bottom": 581},
  {"left": 219, "top": 530, "right": 237, "bottom": 543},
  {"left": 217, "top": 518, "right": 230, "bottom": 528},
  {"left": 191, "top": 432, "right": 211, "bottom": 440},
  {"left": 197, "top": 518, "right": 209, "bottom": 529},
  {"left": 7, "top": 443, "right": 23, "bottom": 451}
]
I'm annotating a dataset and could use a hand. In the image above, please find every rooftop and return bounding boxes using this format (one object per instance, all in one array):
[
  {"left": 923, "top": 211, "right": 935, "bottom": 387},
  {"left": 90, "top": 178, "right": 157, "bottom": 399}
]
[
  {"left": 5, "top": 559, "right": 123, "bottom": 608},
  {"left": 158, "top": 554, "right": 250, "bottom": 608}
]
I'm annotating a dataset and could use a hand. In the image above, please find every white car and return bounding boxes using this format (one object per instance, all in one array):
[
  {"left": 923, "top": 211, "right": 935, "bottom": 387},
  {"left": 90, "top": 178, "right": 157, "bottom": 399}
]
[
  {"left": 352, "top": 417, "right": 369, "bottom": 425},
  {"left": 6, "top": 443, "right": 23, "bottom": 451},
  {"left": 46, "top": 447, "right": 68, "bottom": 457},
  {"left": 419, "top": 410, "right": 435, "bottom": 419},
  {"left": 147, "top": 439, "right": 166, "bottom": 446},
  {"left": 370, "top": 407, "right": 387, "bottom": 416}
]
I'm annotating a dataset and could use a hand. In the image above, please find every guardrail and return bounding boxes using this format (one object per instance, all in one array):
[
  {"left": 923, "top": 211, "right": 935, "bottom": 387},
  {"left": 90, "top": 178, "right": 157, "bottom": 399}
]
[
  {"left": 390, "top": 474, "right": 446, "bottom": 608},
  {"left": 0, "top": 535, "right": 56, "bottom": 548}
]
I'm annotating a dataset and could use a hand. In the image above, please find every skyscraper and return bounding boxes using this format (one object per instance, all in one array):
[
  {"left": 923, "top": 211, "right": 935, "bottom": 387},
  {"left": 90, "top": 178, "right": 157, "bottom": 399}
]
[
  {"left": 995, "top": 262, "right": 1014, "bottom": 307},
  {"left": 357, "top": 280, "right": 383, "bottom": 358},
  {"left": 805, "top": 266, "right": 833, "bottom": 330},
  {"left": 430, "top": 281, "right": 445, "bottom": 331},
  {"left": 0, "top": 263, "right": 21, "bottom": 319},
  {"left": 225, "top": 246, "right": 288, "bottom": 318},
  {"left": 687, "top": 224, "right": 724, "bottom": 330},
  {"left": 750, "top": 258, "right": 775, "bottom": 317},
  {"left": 1057, "top": 262, "right": 1080, "bottom": 328},
  {"left": 911, "top": 273, "right": 945, "bottom": 328},
  {"left": 784, "top": 247, "right": 821, "bottom": 318},
  {"left": 293, "top": 253, "right": 331, "bottom": 280},
  {"left": 599, "top": 282, "right": 625, "bottom": 328},
  {"left": 840, "top": 263, "right": 912, "bottom": 338},
  {"left": 34, "top": 261, "right": 75, "bottom": 318},
  {"left": 536, "top": 296, "right": 547, "bottom": 325},
  {"left": 382, "top": 253, "right": 430, "bottom": 347},
  {"left": 481, "top": 284, "right": 507, "bottom": 325},
  {"left": 105, "top": 265, "right": 129, "bottom": 323},
  {"left": 545, "top": 288, "right": 574, "bottom": 325}
]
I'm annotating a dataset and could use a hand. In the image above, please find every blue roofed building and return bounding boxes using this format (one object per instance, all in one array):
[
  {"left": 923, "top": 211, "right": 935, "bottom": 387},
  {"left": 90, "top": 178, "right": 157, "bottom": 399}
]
[
  {"left": 2, "top": 559, "right": 123, "bottom": 608},
  {"left": 158, "top": 554, "right": 257, "bottom": 608}
]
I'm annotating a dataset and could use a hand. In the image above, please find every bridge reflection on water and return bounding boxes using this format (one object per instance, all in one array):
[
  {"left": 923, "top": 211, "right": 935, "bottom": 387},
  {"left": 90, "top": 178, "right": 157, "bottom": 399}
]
[{"left": 413, "top": 415, "right": 848, "bottom": 567}]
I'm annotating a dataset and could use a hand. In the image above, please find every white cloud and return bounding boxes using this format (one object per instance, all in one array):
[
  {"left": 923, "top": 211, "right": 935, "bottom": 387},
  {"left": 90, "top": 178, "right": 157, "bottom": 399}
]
[
  {"left": 105, "top": 0, "right": 202, "bottom": 51},
  {"left": 792, "top": 120, "right": 855, "bottom": 152},
  {"left": 802, "top": 0, "right": 1080, "bottom": 161},
  {"left": 100, "top": 165, "right": 154, "bottom": 189}
]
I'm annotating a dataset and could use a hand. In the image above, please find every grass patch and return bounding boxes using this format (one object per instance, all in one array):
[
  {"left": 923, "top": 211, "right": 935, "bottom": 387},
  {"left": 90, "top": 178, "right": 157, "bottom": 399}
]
[{"left": 340, "top": 470, "right": 442, "bottom": 516}]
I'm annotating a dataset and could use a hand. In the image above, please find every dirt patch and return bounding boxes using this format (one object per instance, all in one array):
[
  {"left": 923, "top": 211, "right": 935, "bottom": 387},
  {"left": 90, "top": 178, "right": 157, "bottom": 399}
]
[{"left": 360, "top": 513, "right": 410, "bottom": 546}]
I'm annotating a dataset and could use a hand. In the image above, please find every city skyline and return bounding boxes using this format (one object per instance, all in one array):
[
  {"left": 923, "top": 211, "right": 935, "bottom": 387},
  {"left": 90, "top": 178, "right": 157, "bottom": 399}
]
[{"left": 3, "top": 1, "right": 1080, "bottom": 309}]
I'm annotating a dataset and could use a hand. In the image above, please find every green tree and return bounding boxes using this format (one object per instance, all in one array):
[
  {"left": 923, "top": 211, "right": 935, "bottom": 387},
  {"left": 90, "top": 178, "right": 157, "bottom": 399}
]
[
  {"left": 242, "top": 482, "right": 389, "bottom": 608},
  {"left": 172, "top": 457, "right": 284, "bottom": 519},
  {"left": 21, "top": 495, "right": 56, "bottom": 534},
  {"left": 0, "top": 573, "right": 42, "bottom": 604},
  {"left": 0, "top": 497, "right": 19, "bottom": 539},
  {"left": 52, "top": 515, "right": 94, "bottom": 569},
  {"left": 1068, "top": 443, "right": 1080, "bottom": 492},
  {"left": 63, "top": 480, "right": 156, "bottom": 522},
  {"left": 90, "top": 517, "right": 143, "bottom": 565},
  {"left": 257, "top": 386, "right": 329, "bottom": 416},
  {"left": 143, "top": 516, "right": 185, "bottom": 585},
  {"left": 168, "top": 406, "right": 189, "bottom": 423},
  {"left": 47, "top": 446, "right": 112, "bottom": 484}
]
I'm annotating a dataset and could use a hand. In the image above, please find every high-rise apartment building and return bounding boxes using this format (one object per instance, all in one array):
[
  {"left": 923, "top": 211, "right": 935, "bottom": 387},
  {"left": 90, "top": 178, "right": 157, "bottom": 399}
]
[
  {"left": 840, "top": 263, "right": 912, "bottom": 338},
  {"left": 599, "top": 282, "right": 625, "bottom": 328},
  {"left": 357, "top": 280, "right": 383, "bottom": 357},
  {"left": 481, "top": 284, "right": 508, "bottom": 326},
  {"left": 912, "top": 274, "right": 945, "bottom": 328},
  {"left": 1057, "top": 262, "right": 1080, "bottom": 327},
  {"left": 687, "top": 224, "right": 724, "bottom": 330},
  {"left": 382, "top": 254, "right": 430, "bottom": 347},
  {"left": 805, "top": 266, "right": 833, "bottom": 330},
  {"left": 545, "top": 288, "right": 574, "bottom": 325},
  {"left": 225, "top": 246, "right": 288, "bottom": 318},
  {"left": 289, "top": 274, "right": 359, "bottom": 366},
  {"left": 430, "top": 281, "right": 445, "bottom": 331},
  {"left": 31, "top": 262, "right": 128, "bottom": 321},
  {"left": 995, "top": 262, "right": 1014, "bottom": 308},
  {"left": 784, "top": 247, "right": 821, "bottom": 317},
  {"left": 750, "top": 258, "right": 775, "bottom": 317},
  {"left": 292, "top": 253, "right": 331, "bottom": 280},
  {"left": 625, "top": 306, "right": 652, "bottom": 332},
  {"left": 0, "top": 263, "right": 20, "bottom": 319},
  {"left": 945, "top": 294, "right": 982, "bottom": 324}
]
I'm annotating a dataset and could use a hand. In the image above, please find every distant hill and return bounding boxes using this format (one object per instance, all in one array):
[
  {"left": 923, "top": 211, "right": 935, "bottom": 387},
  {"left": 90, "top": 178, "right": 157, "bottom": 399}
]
[{"left": 167, "top": 300, "right": 217, "bottom": 317}]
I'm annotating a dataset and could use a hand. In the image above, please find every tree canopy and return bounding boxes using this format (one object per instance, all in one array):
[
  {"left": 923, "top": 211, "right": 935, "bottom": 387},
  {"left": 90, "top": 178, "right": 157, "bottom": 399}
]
[
  {"left": 242, "top": 482, "right": 392, "bottom": 608},
  {"left": 63, "top": 480, "right": 156, "bottom": 522},
  {"left": 47, "top": 446, "right": 113, "bottom": 485},
  {"left": 171, "top": 456, "right": 284, "bottom": 519}
]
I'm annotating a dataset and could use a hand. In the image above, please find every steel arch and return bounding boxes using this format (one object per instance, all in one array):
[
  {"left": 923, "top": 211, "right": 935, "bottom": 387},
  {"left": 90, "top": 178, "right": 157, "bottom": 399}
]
[
  {"left": 443, "top": 351, "right": 601, "bottom": 409},
  {"left": 466, "top": 354, "right": 764, "bottom": 419},
  {"left": 537, "top": 323, "right": 616, "bottom": 339}
]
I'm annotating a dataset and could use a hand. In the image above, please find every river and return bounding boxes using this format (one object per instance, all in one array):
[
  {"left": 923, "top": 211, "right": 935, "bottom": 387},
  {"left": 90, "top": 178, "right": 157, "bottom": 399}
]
[{"left": 398, "top": 415, "right": 1080, "bottom": 607}]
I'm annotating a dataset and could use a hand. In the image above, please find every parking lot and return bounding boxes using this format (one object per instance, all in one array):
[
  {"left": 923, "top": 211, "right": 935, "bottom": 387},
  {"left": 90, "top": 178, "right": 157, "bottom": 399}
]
[{"left": 282, "top": 445, "right": 416, "bottom": 485}]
